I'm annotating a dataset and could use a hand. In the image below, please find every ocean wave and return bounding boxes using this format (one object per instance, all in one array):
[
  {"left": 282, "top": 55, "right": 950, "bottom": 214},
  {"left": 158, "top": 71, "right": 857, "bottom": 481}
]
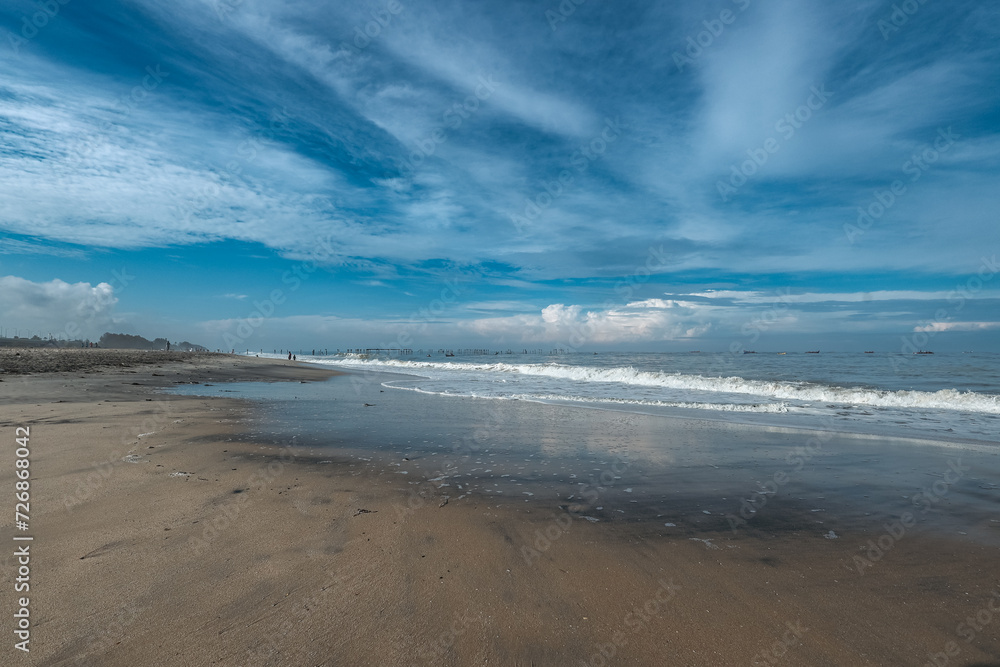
[
  {"left": 509, "top": 393, "right": 791, "bottom": 413},
  {"left": 382, "top": 383, "right": 789, "bottom": 412},
  {"left": 325, "top": 357, "right": 1000, "bottom": 415}
]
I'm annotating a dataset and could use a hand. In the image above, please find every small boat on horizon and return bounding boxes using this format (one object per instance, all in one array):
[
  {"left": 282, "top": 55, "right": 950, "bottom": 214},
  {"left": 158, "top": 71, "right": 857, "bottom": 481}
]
[
  {"left": 864, "top": 351, "right": 874, "bottom": 354},
  {"left": 806, "top": 350, "right": 820, "bottom": 354},
  {"left": 915, "top": 350, "right": 934, "bottom": 355}
]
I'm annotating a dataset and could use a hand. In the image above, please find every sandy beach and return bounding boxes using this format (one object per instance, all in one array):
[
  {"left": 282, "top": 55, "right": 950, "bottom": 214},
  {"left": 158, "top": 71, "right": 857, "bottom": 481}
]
[{"left": 2, "top": 349, "right": 999, "bottom": 666}]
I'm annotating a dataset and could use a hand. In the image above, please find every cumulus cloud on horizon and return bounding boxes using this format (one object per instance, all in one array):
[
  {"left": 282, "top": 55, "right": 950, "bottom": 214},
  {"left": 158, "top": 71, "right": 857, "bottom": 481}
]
[
  {"left": 461, "top": 302, "right": 714, "bottom": 345},
  {"left": 193, "top": 286, "right": 1000, "bottom": 348},
  {"left": 0, "top": 275, "right": 120, "bottom": 339}
]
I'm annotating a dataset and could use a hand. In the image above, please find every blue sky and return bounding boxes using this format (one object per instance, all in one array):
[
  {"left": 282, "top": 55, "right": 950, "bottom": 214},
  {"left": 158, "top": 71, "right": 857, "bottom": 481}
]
[{"left": 1, "top": 0, "right": 998, "bottom": 351}]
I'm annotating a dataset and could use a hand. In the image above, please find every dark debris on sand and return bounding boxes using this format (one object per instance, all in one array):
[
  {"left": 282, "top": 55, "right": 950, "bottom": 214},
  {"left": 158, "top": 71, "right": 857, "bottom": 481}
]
[{"left": 0, "top": 348, "right": 224, "bottom": 375}]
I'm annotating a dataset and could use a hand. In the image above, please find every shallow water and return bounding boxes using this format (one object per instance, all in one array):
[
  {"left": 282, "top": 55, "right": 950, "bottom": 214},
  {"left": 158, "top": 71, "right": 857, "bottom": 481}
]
[
  {"left": 254, "top": 351, "right": 1000, "bottom": 444},
  {"left": 167, "top": 370, "right": 1000, "bottom": 543}
]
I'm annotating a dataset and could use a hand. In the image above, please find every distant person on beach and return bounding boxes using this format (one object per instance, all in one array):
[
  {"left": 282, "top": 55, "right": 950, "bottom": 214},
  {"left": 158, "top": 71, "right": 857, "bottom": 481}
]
[
  {"left": 288, "top": 352, "right": 292, "bottom": 360},
  {"left": 292, "top": 354, "right": 296, "bottom": 361}
]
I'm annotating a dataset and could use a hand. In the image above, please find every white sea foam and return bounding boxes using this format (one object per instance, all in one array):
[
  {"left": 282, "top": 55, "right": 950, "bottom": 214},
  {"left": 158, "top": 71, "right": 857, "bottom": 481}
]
[
  {"left": 324, "top": 357, "right": 1000, "bottom": 415},
  {"left": 500, "top": 392, "right": 788, "bottom": 413}
]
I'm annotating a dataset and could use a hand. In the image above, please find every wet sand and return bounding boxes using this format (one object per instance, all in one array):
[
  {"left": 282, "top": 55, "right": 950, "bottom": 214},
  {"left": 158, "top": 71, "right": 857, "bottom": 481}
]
[{"left": 2, "top": 350, "right": 999, "bottom": 666}]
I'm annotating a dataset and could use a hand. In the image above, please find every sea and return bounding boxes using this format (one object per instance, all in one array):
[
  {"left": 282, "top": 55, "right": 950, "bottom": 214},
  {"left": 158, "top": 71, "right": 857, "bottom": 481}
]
[
  {"left": 255, "top": 350, "right": 1000, "bottom": 445},
  {"left": 163, "top": 349, "right": 1000, "bottom": 532}
]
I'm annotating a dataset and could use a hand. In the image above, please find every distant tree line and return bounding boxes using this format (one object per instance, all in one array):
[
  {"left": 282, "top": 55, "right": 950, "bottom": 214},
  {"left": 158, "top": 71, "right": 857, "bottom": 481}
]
[
  {"left": 0, "top": 332, "right": 205, "bottom": 350},
  {"left": 98, "top": 333, "right": 206, "bottom": 351}
]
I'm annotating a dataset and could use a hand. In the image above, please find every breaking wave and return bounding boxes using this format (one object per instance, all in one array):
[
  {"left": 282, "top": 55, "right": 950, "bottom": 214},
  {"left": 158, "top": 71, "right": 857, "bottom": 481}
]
[{"left": 324, "top": 357, "right": 1000, "bottom": 415}]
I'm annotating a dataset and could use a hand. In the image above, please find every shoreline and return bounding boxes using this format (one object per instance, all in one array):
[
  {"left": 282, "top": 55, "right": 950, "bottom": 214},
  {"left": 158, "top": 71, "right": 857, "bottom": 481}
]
[
  {"left": 377, "top": 378, "right": 1000, "bottom": 451},
  {"left": 292, "top": 354, "right": 1000, "bottom": 448},
  {"left": 2, "top": 351, "right": 1000, "bottom": 665},
  {"left": 169, "top": 365, "right": 1000, "bottom": 546}
]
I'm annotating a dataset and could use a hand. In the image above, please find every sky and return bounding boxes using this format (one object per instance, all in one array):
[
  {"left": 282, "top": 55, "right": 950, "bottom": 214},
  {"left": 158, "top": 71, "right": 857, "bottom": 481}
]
[{"left": 1, "top": 0, "right": 998, "bottom": 352}]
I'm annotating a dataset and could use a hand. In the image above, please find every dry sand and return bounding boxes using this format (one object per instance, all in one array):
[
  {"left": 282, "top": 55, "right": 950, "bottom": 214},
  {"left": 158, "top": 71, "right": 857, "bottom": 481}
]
[{"left": 1, "top": 350, "right": 999, "bottom": 666}]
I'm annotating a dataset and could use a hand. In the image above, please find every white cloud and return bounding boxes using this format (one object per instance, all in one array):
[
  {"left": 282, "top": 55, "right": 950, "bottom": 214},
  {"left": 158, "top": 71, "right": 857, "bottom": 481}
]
[
  {"left": 464, "top": 300, "right": 539, "bottom": 312},
  {"left": 0, "top": 64, "right": 361, "bottom": 256},
  {"left": 0, "top": 238, "right": 86, "bottom": 258},
  {"left": 0, "top": 276, "right": 120, "bottom": 339},
  {"left": 690, "top": 289, "right": 998, "bottom": 303},
  {"left": 194, "top": 281, "right": 1000, "bottom": 348},
  {"left": 693, "top": 0, "right": 849, "bottom": 166},
  {"left": 915, "top": 321, "right": 1000, "bottom": 332},
  {"left": 626, "top": 298, "right": 701, "bottom": 309},
  {"left": 462, "top": 302, "right": 713, "bottom": 344},
  {"left": 2, "top": 0, "right": 998, "bottom": 293}
]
